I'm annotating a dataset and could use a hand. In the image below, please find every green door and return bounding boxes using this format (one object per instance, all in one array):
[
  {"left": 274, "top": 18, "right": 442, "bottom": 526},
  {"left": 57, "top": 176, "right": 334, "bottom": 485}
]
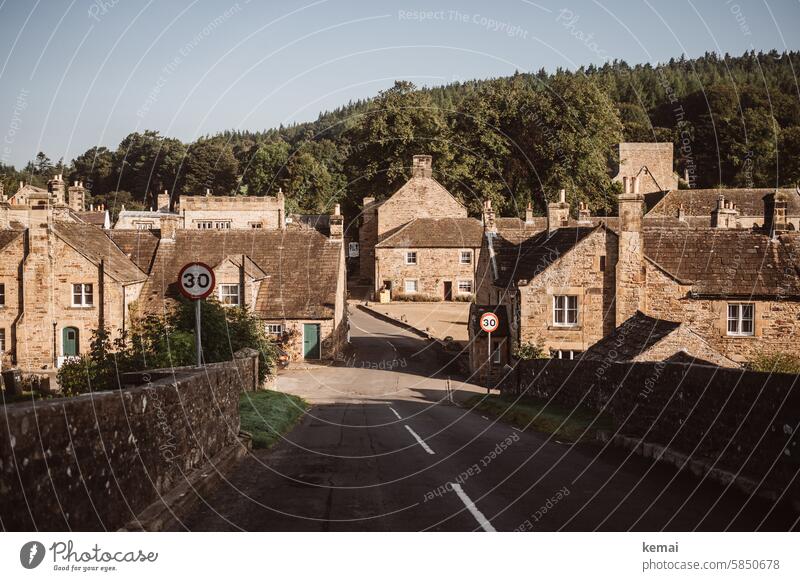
[
  {"left": 63, "top": 327, "right": 79, "bottom": 356},
  {"left": 303, "top": 323, "right": 321, "bottom": 359}
]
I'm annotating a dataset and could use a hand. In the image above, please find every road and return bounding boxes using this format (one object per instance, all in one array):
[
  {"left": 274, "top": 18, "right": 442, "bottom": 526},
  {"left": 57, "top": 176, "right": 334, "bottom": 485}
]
[{"left": 179, "top": 305, "right": 797, "bottom": 531}]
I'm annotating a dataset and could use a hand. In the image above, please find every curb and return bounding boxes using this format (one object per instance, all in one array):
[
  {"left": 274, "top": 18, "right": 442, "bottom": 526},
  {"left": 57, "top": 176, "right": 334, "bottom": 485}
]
[
  {"left": 118, "top": 433, "right": 252, "bottom": 531},
  {"left": 596, "top": 431, "right": 794, "bottom": 507},
  {"left": 356, "top": 303, "right": 435, "bottom": 341}
]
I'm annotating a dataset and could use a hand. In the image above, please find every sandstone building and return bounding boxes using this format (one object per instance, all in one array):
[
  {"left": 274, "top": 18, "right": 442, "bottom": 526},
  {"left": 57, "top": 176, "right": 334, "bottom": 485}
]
[{"left": 360, "top": 155, "right": 483, "bottom": 300}]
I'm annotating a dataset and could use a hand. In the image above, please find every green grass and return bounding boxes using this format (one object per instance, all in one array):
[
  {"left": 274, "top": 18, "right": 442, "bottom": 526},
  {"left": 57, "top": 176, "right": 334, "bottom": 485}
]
[
  {"left": 239, "top": 390, "right": 309, "bottom": 449},
  {"left": 465, "top": 394, "right": 611, "bottom": 442}
]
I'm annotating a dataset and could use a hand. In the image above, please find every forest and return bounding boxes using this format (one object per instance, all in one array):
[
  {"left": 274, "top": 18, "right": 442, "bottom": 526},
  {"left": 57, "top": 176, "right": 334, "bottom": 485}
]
[{"left": 3, "top": 50, "right": 800, "bottom": 222}]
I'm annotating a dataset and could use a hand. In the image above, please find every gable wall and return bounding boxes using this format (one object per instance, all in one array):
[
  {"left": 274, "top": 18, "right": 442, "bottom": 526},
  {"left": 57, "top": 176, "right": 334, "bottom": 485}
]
[{"left": 376, "top": 178, "right": 466, "bottom": 238}]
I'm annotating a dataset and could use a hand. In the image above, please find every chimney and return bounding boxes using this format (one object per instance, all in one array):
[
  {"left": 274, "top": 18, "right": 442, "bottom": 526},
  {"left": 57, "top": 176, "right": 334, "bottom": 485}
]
[
  {"left": 67, "top": 180, "right": 87, "bottom": 212},
  {"left": 712, "top": 194, "right": 739, "bottom": 229},
  {"left": 277, "top": 187, "right": 286, "bottom": 230},
  {"left": 411, "top": 155, "right": 433, "bottom": 178},
  {"left": 483, "top": 199, "right": 497, "bottom": 235},
  {"left": 547, "top": 188, "right": 570, "bottom": 235},
  {"left": 525, "top": 202, "right": 534, "bottom": 224},
  {"left": 160, "top": 214, "right": 180, "bottom": 241},
  {"left": 764, "top": 191, "right": 788, "bottom": 236},
  {"left": 157, "top": 190, "right": 170, "bottom": 211},
  {"left": 48, "top": 174, "right": 66, "bottom": 205},
  {"left": 329, "top": 203, "right": 343, "bottom": 240},
  {"left": 615, "top": 176, "right": 645, "bottom": 326},
  {"left": 677, "top": 204, "right": 685, "bottom": 222},
  {"left": 577, "top": 201, "right": 591, "bottom": 224},
  {"left": 205, "top": 188, "right": 212, "bottom": 197},
  {"left": 0, "top": 200, "right": 9, "bottom": 229}
]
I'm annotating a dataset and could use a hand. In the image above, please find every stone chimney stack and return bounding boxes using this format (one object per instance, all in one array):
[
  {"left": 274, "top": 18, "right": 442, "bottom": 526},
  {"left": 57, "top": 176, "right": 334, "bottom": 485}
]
[
  {"left": 577, "top": 201, "right": 592, "bottom": 224},
  {"left": 615, "top": 176, "right": 645, "bottom": 326},
  {"left": 67, "top": 180, "right": 87, "bottom": 212},
  {"left": 765, "top": 191, "right": 788, "bottom": 235},
  {"left": 48, "top": 174, "right": 66, "bottom": 205},
  {"left": 329, "top": 203, "right": 344, "bottom": 241},
  {"left": 0, "top": 200, "right": 9, "bottom": 229},
  {"left": 160, "top": 214, "right": 180, "bottom": 241},
  {"left": 411, "top": 155, "right": 433, "bottom": 178},
  {"left": 277, "top": 187, "right": 286, "bottom": 229},
  {"left": 547, "top": 188, "right": 570, "bottom": 235},
  {"left": 711, "top": 194, "right": 739, "bottom": 229},
  {"left": 483, "top": 199, "right": 497, "bottom": 235},
  {"left": 157, "top": 190, "right": 170, "bottom": 211},
  {"left": 525, "top": 202, "right": 534, "bottom": 224}
]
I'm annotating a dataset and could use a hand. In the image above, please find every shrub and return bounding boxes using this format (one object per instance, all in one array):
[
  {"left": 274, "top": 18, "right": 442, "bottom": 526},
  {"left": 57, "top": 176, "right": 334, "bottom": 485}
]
[
  {"left": 453, "top": 293, "right": 475, "bottom": 302},
  {"left": 58, "top": 298, "right": 276, "bottom": 396},
  {"left": 746, "top": 351, "right": 800, "bottom": 374},
  {"left": 392, "top": 292, "right": 441, "bottom": 302},
  {"left": 513, "top": 339, "right": 547, "bottom": 361}
]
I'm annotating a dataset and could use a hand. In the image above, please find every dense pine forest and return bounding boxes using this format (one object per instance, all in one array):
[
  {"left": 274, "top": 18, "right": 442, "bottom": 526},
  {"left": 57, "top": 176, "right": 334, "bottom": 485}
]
[{"left": 3, "top": 50, "right": 800, "bottom": 221}]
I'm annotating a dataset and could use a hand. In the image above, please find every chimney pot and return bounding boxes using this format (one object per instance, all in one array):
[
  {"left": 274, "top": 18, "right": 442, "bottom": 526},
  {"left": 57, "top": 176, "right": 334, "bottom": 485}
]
[
  {"left": 334, "top": 203, "right": 341, "bottom": 216},
  {"left": 559, "top": 189, "right": 566, "bottom": 204},
  {"left": 411, "top": 155, "right": 433, "bottom": 178}
]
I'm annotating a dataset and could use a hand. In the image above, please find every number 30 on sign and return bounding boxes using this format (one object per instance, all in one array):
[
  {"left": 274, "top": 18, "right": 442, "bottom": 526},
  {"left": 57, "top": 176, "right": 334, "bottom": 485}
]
[
  {"left": 479, "top": 312, "right": 499, "bottom": 333},
  {"left": 178, "top": 262, "right": 216, "bottom": 300}
]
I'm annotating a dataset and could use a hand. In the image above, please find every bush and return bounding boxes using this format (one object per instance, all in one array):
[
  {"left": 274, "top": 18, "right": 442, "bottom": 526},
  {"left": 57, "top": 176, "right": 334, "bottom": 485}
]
[
  {"left": 392, "top": 292, "right": 441, "bottom": 302},
  {"left": 453, "top": 293, "right": 475, "bottom": 302},
  {"left": 58, "top": 298, "right": 277, "bottom": 396},
  {"left": 746, "top": 351, "right": 800, "bottom": 374},
  {"left": 513, "top": 339, "right": 547, "bottom": 361}
]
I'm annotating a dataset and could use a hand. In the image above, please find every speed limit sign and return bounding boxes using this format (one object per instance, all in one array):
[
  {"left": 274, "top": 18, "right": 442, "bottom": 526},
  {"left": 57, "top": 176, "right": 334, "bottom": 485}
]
[
  {"left": 178, "top": 262, "right": 216, "bottom": 300},
  {"left": 479, "top": 312, "right": 499, "bottom": 333}
]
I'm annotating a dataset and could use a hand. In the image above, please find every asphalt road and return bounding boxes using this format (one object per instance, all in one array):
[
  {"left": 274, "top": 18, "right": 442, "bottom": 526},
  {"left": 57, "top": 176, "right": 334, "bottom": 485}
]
[{"left": 179, "top": 305, "right": 798, "bottom": 531}]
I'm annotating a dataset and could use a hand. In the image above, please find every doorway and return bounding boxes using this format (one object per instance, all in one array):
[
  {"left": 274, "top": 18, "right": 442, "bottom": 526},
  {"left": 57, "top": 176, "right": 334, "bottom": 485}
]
[
  {"left": 63, "top": 327, "right": 79, "bottom": 356},
  {"left": 303, "top": 323, "right": 321, "bottom": 359},
  {"left": 443, "top": 281, "right": 453, "bottom": 301}
]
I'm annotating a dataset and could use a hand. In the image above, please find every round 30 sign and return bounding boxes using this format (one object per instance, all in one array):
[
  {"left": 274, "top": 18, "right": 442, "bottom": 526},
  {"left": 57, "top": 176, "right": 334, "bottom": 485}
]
[
  {"left": 178, "top": 262, "right": 216, "bottom": 300},
  {"left": 479, "top": 312, "right": 499, "bottom": 334}
]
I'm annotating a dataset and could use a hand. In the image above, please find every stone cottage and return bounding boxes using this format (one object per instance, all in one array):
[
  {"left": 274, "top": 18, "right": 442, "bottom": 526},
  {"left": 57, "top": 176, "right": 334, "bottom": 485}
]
[{"left": 358, "top": 154, "right": 483, "bottom": 299}]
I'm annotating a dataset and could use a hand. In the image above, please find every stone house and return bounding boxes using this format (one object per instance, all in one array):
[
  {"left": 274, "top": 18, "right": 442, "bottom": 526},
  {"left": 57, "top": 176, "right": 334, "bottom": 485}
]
[
  {"left": 0, "top": 201, "right": 347, "bottom": 368},
  {"left": 471, "top": 169, "right": 800, "bottom": 379},
  {"left": 359, "top": 155, "right": 476, "bottom": 297}
]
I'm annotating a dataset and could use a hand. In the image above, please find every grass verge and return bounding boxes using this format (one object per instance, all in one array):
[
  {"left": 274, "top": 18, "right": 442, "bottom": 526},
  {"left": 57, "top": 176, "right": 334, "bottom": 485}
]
[
  {"left": 465, "top": 394, "right": 611, "bottom": 442},
  {"left": 239, "top": 390, "right": 309, "bottom": 449}
]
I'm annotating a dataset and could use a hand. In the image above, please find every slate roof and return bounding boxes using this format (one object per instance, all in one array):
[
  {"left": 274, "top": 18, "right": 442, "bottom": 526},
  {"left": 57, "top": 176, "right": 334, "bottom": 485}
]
[
  {"left": 72, "top": 210, "right": 107, "bottom": 227},
  {"left": 107, "top": 229, "right": 162, "bottom": 274},
  {"left": 288, "top": 214, "right": 331, "bottom": 235},
  {"left": 52, "top": 222, "right": 147, "bottom": 284},
  {"left": 647, "top": 188, "right": 800, "bottom": 217},
  {"left": 642, "top": 229, "right": 800, "bottom": 297},
  {"left": 0, "top": 229, "right": 23, "bottom": 251},
  {"left": 376, "top": 217, "right": 483, "bottom": 248},
  {"left": 140, "top": 229, "right": 342, "bottom": 319}
]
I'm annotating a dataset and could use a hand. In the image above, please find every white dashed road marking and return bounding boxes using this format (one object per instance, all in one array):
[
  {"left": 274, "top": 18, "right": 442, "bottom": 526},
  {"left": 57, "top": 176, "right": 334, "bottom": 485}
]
[
  {"left": 405, "top": 425, "right": 435, "bottom": 455},
  {"left": 389, "top": 407, "right": 402, "bottom": 420},
  {"left": 451, "top": 483, "right": 496, "bottom": 532}
]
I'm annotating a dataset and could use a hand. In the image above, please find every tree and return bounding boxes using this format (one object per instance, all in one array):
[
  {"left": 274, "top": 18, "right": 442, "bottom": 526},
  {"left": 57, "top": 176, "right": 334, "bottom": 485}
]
[
  {"left": 179, "top": 139, "right": 239, "bottom": 198},
  {"left": 70, "top": 146, "right": 114, "bottom": 196},
  {"left": 114, "top": 131, "right": 186, "bottom": 206},
  {"left": 241, "top": 140, "right": 290, "bottom": 196},
  {"left": 34, "top": 152, "right": 53, "bottom": 176}
]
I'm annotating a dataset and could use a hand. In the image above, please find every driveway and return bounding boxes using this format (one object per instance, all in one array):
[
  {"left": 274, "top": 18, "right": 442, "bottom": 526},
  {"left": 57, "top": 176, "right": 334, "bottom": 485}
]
[{"left": 178, "top": 306, "right": 796, "bottom": 531}]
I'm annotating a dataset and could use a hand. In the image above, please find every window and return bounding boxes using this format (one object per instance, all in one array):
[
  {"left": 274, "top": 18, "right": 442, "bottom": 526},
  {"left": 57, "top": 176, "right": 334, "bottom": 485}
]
[
  {"left": 134, "top": 221, "right": 153, "bottom": 230},
  {"left": 405, "top": 251, "right": 417, "bottom": 265},
  {"left": 0, "top": 283, "right": 4, "bottom": 306},
  {"left": 0, "top": 328, "right": 5, "bottom": 352},
  {"left": 196, "top": 220, "right": 231, "bottom": 230},
  {"left": 727, "top": 303, "right": 754, "bottom": 336},
  {"left": 460, "top": 250, "right": 472, "bottom": 264},
  {"left": 404, "top": 279, "right": 418, "bottom": 294},
  {"left": 553, "top": 295, "right": 578, "bottom": 326},
  {"left": 219, "top": 284, "right": 240, "bottom": 306},
  {"left": 249, "top": 222, "right": 263, "bottom": 229},
  {"left": 550, "top": 349, "right": 582, "bottom": 360},
  {"left": 457, "top": 280, "right": 473, "bottom": 294},
  {"left": 599, "top": 255, "right": 606, "bottom": 272},
  {"left": 492, "top": 341, "right": 503, "bottom": 364},
  {"left": 266, "top": 323, "right": 284, "bottom": 336},
  {"left": 72, "top": 283, "right": 93, "bottom": 307}
]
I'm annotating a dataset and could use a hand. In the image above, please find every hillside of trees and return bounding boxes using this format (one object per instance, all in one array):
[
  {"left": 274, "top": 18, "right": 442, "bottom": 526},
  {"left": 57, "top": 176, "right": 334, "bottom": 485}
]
[{"left": 3, "top": 50, "right": 800, "bottom": 222}]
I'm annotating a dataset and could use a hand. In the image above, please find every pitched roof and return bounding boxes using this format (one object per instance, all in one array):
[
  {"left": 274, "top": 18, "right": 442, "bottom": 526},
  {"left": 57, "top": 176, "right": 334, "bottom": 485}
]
[
  {"left": 647, "top": 188, "right": 800, "bottom": 217},
  {"left": 107, "top": 229, "right": 162, "bottom": 274},
  {"left": 376, "top": 217, "right": 483, "bottom": 248},
  {"left": 642, "top": 229, "right": 800, "bottom": 297},
  {"left": 0, "top": 229, "right": 23, "bottom": 251},
  {"left": 72, "top": 210, "right": 107, "bottom": 227},
  {"left": 583, "top": 311, "right": 737, "bottom": 367},
  {"left": 140, "top": 229, "right": 342, "bottom": 319},
  {"left": 287, "top": 214, "right": 330, "bottom": 235},
  {"left": 52, "top": 222, "right": 147, "bottom": 284}
]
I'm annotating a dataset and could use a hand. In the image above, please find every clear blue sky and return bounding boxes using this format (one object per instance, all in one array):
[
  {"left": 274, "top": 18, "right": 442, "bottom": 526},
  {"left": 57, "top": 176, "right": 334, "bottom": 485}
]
[{"left": 1, "top": 0, "right": 798, "bottom": 167}]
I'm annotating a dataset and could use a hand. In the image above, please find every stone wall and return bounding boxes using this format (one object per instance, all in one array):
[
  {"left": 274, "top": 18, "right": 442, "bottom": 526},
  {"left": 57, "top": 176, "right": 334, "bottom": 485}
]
[
  {"left": 513, "top": 358, "right": 799, "bottom": 496},
  {"left": 614, "top": 142, "right": 678, "bottom": 192},
  {"left": 376, "top": 177, "right": 467, "bottom": 239},
  {"left": 0, "top": 354, "right": 257, "bottom": 531},
  {"left": 181, "top": 195, "right": 284, "bottom": 230},
  {"left": 375, "top": 246, "right": 478, "bottom": 299}
]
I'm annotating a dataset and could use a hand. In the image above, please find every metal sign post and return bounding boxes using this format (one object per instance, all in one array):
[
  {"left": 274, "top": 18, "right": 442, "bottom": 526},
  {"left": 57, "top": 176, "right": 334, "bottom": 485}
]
[
  {"left": 177, "top": 262, "right": 216, "bottom": 367},
  {"left": 479, "top": 312, "right": 499, "bottom": 394}
]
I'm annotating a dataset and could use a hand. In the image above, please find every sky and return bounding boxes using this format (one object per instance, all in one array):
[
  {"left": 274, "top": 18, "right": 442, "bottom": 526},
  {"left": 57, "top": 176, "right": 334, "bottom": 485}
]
[{"left": 0, "top": 0, "right": 798, "bottom": 167}]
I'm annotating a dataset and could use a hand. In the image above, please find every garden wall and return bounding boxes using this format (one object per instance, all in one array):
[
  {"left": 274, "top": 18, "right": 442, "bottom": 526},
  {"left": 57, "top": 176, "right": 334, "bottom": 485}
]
[
  {"left": 0, "top": 352, "right": 258, "bottom": 531},
  {"left": 513, "top": 359, "right": 800, "bottom": 496}
]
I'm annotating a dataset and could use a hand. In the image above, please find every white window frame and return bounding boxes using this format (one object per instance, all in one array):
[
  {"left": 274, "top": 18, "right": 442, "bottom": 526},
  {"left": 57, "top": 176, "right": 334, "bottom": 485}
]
[
  {"left": 492, "top": 340, "right": 503, "bottom": 364},
  {"left": 405, "top": 251, "right": 418, "bottom": 265},
  {"left": 219, "top": 283, "right": 241, "bottom": 306},
  {"left": 460, "top": 250, "right": 472, "bottom": 264},
  {"left": 551, "top": 349, "right": 581, "bottom": 360},
  {"left": 134, "top": 221, "right": 153, "bottom": 230},
  {"left": 249, "top": 222, "right": 263, "bottom": 229},
  {"left": 727, "top": 302, "right": 755, "bottom": 336},
  {"left": 0, "top": 328, "right": 5, "bottom": 352},
  {"left": 266, "top": 323, "right": 284, "bottom": 336},
  {"left": 404, "top": 279, "right": 418, "bottom": 294},
  {"left": 553, "top": 295, "right": 578, "bottom": 327},
  {"left": 0, "top": 283, "right": 5, "bottom": 306},
  {"left": 71, "top": 283, "right": 94, "bottom": 307},
  {"left": 457, "top": 279, "right": 473, "bottom": 294}
]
